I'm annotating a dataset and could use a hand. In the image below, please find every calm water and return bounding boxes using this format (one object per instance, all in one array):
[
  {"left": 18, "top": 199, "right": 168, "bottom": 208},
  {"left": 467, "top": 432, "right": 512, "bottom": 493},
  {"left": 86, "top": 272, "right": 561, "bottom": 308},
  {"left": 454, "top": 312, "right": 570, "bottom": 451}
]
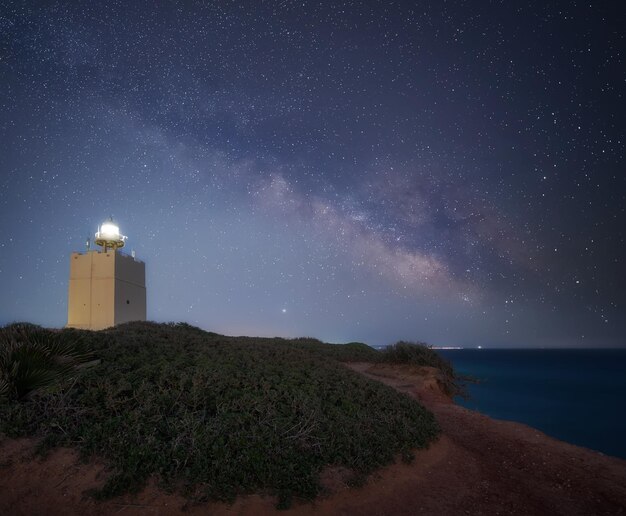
[{"left": 438, "top": 349, "right": 626, "bottom": 460}]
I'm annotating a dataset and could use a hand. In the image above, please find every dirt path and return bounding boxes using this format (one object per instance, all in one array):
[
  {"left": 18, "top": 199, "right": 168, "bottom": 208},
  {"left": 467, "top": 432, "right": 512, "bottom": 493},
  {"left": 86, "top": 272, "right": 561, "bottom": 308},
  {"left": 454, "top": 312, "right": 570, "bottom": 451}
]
[{"left": 2, "top": 362, "right": 626, "bottom": 515}]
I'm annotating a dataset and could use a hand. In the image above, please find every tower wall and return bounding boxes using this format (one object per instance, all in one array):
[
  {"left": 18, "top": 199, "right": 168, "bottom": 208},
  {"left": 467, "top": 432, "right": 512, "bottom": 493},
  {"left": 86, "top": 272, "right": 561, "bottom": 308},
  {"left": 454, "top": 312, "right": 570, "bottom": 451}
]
[
  {"left": 114, "top": 253, "right": 147, "bottom": 325},
  {"left": 67, "top": 251, "right": 146, "bottom": 330},
  {"left": 67, "top": 252, "right": 92, "bottom": 328}
]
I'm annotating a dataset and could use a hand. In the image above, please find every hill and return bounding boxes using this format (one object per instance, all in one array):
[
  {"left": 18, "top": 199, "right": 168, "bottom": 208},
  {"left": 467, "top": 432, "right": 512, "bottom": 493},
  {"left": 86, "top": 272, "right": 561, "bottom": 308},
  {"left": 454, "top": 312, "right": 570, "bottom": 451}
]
[{"left": 0, "top": 322, "right": 442, "bottom": 508}]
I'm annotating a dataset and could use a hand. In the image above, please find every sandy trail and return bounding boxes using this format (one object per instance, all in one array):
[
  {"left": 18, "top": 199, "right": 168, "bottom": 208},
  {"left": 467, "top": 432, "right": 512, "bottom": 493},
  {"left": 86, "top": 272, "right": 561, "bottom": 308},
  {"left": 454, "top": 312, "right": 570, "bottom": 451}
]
[{"left": 1, "top": 362, "right": 625, "bottom": 515}]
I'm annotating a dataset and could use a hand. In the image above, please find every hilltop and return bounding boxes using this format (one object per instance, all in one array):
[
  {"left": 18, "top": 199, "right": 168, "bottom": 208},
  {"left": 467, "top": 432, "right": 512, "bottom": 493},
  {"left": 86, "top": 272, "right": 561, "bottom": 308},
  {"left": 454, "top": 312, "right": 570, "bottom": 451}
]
[
  {"left": 2, "top": 322, "right": 626, "bottom": 515},
  {"left": 0, "top": 321, "right": 447, "bottom": 508}
]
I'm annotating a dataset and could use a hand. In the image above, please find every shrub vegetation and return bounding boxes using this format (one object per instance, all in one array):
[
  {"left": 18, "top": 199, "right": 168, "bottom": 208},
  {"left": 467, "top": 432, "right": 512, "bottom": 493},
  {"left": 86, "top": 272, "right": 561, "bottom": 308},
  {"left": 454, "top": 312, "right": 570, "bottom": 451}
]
[
  {"left": 0, "top": 322, "right": 443, "bottom": 507},
  {"left": 0, "top": 324, "right": 95, "bottom": 400},
  {"left": 380, "top": 341, "right": 464, "bottom": 396}
]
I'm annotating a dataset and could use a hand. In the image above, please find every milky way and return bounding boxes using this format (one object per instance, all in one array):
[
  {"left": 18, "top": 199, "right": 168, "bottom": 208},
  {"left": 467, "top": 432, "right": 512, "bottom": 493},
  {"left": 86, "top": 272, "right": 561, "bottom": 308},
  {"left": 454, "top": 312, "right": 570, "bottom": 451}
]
[{"left": 1, "top": 1, "right": 624, "bottom": 347}]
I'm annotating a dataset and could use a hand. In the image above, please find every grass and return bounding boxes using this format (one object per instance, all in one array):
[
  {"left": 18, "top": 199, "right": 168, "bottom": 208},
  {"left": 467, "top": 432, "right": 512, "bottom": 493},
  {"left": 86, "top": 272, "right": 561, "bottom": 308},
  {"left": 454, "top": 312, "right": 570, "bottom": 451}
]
[{"left": 0, "top": 322, "right": 447, "bottom": 508}]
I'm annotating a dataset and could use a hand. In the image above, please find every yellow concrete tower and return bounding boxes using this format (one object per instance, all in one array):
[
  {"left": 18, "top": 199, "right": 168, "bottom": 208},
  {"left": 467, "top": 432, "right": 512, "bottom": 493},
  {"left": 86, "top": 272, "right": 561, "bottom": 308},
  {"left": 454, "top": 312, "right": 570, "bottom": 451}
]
[{"left": 67, "top": 218, "right": 146, "bottom": 330}]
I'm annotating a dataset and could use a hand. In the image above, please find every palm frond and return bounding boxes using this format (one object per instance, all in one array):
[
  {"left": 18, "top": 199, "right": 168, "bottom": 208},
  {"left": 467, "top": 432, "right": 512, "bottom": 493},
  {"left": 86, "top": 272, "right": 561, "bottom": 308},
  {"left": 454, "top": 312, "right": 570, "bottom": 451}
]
[{"left": 0, "top": 326, "right": 96, "bottom": 401}]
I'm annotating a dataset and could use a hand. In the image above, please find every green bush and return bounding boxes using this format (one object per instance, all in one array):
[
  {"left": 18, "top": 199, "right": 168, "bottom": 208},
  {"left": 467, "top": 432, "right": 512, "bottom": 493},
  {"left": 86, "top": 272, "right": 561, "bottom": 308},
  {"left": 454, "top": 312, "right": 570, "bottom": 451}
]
[
  {"left": 0, "top": 322, "right": 439, "bottom": 508},
  {"left": 381, "top": 341, "right": 463, "bottom": 396},
  {"left": 0, "top": 324, "right": 95, "bottom": 400},
  {"left": 263, "top": 336, "right": 380, "bottom": 363}
]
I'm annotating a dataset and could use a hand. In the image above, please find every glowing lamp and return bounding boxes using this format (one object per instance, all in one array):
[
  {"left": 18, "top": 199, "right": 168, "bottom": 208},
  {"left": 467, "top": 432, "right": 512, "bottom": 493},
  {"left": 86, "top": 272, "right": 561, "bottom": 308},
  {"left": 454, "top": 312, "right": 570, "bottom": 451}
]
[
  {"left": 99, "top": 223, "right": 120, "bottom": 238},
  {"left": 95, "top": 217, "right": 127, "bottom": 251}
]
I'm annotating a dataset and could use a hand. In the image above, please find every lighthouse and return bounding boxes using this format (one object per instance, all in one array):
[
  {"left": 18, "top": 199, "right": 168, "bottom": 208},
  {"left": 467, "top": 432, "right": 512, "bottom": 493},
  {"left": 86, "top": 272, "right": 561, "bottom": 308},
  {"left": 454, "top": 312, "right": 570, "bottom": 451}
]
[{"left": 67, "top": 218, "right": 146, "bottom": 330}]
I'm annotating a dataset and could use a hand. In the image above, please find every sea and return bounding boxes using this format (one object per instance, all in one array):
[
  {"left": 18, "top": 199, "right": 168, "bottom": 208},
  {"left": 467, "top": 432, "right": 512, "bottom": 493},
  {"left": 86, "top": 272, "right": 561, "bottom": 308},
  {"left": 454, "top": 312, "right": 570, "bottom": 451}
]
[{"left": 438, "top": 349, "right": 626, "bottom": 460}]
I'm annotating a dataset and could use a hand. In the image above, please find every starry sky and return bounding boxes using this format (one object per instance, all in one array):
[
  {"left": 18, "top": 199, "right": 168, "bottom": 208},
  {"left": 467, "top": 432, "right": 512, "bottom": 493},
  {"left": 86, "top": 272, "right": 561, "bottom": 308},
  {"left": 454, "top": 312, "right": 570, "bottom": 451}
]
[{"left": 1, "top": 1, "right": 624, "bottom": 348}]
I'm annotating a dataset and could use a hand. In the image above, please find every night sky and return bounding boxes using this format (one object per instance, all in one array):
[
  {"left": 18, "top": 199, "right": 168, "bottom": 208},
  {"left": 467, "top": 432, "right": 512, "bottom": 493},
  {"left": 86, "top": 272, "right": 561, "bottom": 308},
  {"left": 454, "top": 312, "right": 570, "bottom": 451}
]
[{"left": 1, "top": 1, "right": 624, "bottom": 348}]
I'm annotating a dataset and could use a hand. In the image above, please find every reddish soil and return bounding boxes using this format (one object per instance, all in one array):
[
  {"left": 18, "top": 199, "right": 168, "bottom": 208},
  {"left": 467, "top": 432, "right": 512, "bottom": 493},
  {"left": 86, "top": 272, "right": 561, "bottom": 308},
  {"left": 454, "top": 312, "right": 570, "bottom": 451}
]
[{"left": 2, "top": 362, "right": 626, "bottom": 515}]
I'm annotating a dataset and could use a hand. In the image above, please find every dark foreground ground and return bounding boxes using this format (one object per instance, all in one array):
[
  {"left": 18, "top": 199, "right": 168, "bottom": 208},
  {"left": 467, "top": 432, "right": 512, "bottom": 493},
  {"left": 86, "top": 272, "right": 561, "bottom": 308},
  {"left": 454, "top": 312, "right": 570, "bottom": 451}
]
[{"left": 2, "top": 362, "right": 626, "bottom": 515}]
